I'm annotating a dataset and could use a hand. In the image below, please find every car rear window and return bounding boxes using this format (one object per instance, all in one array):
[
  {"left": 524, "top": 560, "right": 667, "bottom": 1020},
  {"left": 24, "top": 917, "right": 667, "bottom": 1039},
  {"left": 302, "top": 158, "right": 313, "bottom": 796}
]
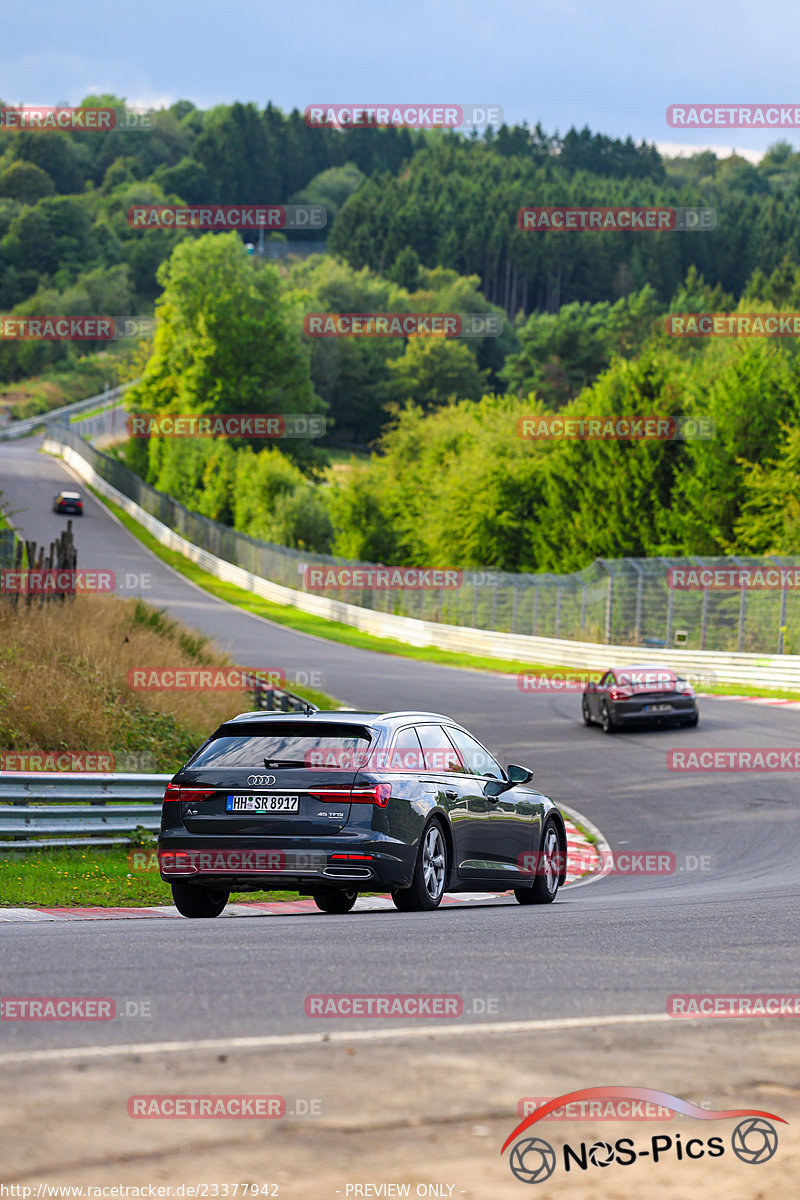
[{"left": 187, "top": 722, "right": 373, "bottom": 769}]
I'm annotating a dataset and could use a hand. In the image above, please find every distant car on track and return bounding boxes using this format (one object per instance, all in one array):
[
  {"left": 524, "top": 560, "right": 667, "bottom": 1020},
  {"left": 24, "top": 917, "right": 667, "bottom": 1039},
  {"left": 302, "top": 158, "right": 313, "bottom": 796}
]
[
  {"left": 582, "top": 664, "right": 698, "bottom": 733},
  {"left": 159, "top": 709, "right": 567, "bottom": 918},
  {"left": 52, "top": 490, "right": 83, "bottom": 515}
]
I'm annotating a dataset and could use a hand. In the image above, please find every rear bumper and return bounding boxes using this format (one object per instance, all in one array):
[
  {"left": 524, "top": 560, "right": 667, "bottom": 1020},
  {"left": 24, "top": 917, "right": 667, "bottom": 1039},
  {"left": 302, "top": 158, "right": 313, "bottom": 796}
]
[
  {"left": 157, "top": 831, "right": 417, "bottom": 892},
  {"left": 611, "top": 700, "right": 698, "bottom": 724}
]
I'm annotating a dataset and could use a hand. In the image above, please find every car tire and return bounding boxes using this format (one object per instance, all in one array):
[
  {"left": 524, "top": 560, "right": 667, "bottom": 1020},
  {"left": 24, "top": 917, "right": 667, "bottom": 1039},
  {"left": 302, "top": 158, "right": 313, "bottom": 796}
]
[
  {"left": 601, "top": 702, "right": 617, "bottom": 734},
  {"left": 581, "top": 696, "right": 592, "bottom": 725},
  {"left": 515, "top": 820, "right": 562, "bottom": 906},
  {"left": 313, "top": 888, "right": 357, "bottom": 914},
  {"left": 171, "top": 881, "right": 229, "bottom": 918},
  {"left": 392, "top": 820, "right": 447, "bottom": 912},
  {"left": 685, "top": 712, "right": 699, "bottom": 727}
]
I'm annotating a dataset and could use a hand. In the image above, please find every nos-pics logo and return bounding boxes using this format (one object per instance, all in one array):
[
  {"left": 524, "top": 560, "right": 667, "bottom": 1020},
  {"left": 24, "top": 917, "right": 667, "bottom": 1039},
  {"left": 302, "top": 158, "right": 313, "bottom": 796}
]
[{"left": 501, "top": 1087, "right": 784, "bottom": 1184}]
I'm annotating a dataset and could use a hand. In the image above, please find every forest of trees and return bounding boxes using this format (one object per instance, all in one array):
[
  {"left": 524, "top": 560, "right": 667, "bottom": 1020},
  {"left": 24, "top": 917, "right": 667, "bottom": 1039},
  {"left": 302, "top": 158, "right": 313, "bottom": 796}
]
[{"left": 3, "top": 95, "right": 800, "bottom": 572}]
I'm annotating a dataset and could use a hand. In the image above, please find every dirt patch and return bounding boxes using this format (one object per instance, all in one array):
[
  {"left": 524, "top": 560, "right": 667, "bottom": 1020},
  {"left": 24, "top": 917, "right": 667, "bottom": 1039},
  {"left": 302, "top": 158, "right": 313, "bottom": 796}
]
[{"left": 1, "top": 1021, "right": 797, "bottom": 1198}]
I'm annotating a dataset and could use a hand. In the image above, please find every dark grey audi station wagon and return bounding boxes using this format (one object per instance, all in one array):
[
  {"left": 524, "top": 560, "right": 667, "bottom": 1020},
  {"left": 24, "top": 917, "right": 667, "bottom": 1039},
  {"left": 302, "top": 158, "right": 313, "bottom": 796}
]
[{"left": 158, "top": 709, "right": 567, "bottom": 917}]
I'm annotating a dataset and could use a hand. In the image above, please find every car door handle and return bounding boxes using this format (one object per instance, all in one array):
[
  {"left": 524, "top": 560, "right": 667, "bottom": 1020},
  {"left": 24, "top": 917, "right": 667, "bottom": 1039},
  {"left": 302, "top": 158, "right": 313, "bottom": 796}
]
[{"left": 445, "top": 789, "right": 458, "bottom": 800}]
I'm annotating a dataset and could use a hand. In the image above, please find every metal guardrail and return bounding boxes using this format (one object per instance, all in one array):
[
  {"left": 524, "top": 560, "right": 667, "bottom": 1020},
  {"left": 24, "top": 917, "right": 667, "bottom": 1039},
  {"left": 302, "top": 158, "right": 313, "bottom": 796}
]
[
  {"left": 249, "top": 682, "right": 318, "bottom": 713},
  {"left": 0, "top": 384, "right": 133, "bottom": 442},
  {"left": 0, "top": 773, "right": 171, "bottom": 850}
]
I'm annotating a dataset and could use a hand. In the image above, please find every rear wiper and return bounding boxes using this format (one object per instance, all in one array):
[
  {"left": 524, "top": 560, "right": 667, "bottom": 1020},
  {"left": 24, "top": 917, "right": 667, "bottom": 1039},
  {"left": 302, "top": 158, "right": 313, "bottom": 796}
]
[{"left": 263, "top": 759, "right": 306, "bottom": 768}]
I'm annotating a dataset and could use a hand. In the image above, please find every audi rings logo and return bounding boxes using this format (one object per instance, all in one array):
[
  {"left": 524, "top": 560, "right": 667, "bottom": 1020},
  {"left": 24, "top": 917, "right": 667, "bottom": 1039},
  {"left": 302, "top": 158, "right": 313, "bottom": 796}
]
[
  {"left": 508, "top": 1137, "right": 556, "bottom": 1184},
  {"left": 247, "top": 774, "right": 277, "bottom": 786},
  {"left": 731, "top": 1118, "right": 779, "bottom": 1164}
]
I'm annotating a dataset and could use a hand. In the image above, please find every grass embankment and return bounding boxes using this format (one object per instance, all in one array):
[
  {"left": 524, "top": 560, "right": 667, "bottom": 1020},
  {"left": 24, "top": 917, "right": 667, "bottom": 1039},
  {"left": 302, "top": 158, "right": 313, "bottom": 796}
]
[
  {"left": 0, "top": 592, "right": 337, "bottom": 772},
  {"left": 93, "top": 486, "right": 800, "bottom": 701},
  {"left": 0, "top": 847, "right": 299, "bottom": 907},
  {"left": 0, "top": 592, "right": 342, "bottom": 906}
]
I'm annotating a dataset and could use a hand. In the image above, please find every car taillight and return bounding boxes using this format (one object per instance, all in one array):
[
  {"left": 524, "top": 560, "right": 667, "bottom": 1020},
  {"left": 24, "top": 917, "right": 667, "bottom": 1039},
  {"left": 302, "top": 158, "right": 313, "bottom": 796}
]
[
  {"left": 307, "top": 789, "right": 353, "bottom": 803},
  {"left": 162, "top": 784, "right": 217, "bottom": 803},
  {"left": 609, "top": 688, "right": 632, "bottom": 701},
  {"left": 308, "top": 784, "right": 392, "bottom": 807},
  {"left": 351, "top": 784, "right": 392, "bottom": 807}
]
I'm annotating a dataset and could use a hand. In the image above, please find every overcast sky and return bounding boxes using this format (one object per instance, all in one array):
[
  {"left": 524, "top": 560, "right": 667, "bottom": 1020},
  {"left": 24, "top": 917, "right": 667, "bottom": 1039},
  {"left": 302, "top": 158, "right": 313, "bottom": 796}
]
[{"left": 3, "top": 0, "right": 799, "bottom": 161}]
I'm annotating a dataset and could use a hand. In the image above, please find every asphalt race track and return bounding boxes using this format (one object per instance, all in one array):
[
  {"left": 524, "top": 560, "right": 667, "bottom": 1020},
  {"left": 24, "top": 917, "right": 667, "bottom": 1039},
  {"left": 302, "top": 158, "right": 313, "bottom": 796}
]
[{"left": 2, "top": 437, "right": 799, "bottom": 1053}]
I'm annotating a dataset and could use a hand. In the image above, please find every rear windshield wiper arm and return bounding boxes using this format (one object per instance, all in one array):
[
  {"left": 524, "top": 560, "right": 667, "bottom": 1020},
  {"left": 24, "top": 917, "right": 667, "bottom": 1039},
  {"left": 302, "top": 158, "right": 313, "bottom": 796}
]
[{"left": 263, "top": 759, "right": 306, "bottom": 768}]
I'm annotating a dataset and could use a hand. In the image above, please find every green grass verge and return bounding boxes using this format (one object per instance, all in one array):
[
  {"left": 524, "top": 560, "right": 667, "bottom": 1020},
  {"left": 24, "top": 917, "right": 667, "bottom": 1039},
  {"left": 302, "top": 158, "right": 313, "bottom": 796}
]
[
  {"left": 81, "top": 480, "right": 800, "bottom": 701},
  {"left": 563, "top": 813, "right": 599, "bottom": 846},
  {"left": 0, "top": 845, "right": 300, "bottom": 908}
]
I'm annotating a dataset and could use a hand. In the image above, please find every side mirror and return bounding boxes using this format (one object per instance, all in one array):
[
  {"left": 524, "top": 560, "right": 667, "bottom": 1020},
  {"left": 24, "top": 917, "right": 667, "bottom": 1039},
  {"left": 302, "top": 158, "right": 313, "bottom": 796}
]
[{"left": 507, "top": 764, "right": 534, "bottom": 785}]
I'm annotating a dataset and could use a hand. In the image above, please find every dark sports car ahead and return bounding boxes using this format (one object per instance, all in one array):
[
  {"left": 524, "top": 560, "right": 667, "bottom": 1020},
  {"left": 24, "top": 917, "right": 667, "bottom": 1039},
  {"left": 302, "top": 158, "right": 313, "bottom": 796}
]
[
  {"left": 52, "top": 490, "right": 83, "bottom": 515},
  {"left": 582, "top": 663, "right": 699, "bottom": 733},
  {"left": 159, "top": 709, "right": 567, "bottom": 917}
]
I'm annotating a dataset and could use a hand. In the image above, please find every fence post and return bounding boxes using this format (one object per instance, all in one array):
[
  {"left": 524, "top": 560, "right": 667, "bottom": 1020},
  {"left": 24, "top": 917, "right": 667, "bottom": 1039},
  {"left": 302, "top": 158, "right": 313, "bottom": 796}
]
[
  {"left": 778, "top": 579, "right": 788, "bottom": 654},
  {"left": 604, "top": 568, "right": 613, "bottom": 643},
  {"left": 737, "top": 586, "right": 747, "bottom": 652},
  {"left": 532, "top": 582, "right": 539, "bottom": 636},
  {"left": 701, "top": 587, "right": 709, "bottom": 651},
  {"left": 632, "top": 563, "right": 644, "bottom": 645}
]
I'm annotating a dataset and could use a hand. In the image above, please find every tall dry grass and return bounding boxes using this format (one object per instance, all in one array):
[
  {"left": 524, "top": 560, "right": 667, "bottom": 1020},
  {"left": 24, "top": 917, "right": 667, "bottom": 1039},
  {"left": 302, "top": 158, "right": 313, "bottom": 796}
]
[{"left": 0, "top": 594, "right": 256, "bottom": 771}]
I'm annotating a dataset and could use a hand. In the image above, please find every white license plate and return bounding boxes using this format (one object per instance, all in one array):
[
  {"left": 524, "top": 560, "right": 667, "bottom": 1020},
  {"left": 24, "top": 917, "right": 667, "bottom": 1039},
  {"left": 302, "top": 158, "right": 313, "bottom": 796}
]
[
  {"left": 645, "top": 704, "right": 671, "bottom": 713},
  {"left": 226, "top": 794, "right": 300, "bottom": 813}
]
